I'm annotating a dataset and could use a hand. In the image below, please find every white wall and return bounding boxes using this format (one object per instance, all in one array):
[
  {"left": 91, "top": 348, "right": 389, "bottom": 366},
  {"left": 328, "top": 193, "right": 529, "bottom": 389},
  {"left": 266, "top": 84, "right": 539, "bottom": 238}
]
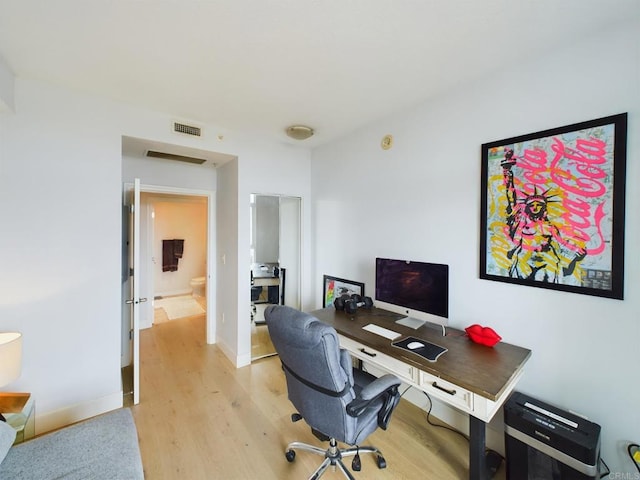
[
  {"left": 230, "top": 142, "right": 313, "bottom": 366},
  {"left": 0, "top": 75, "right": 311, "bottom": 433},
  {"left": 123, "top": 153, "right": 218, "bottom": 191},
  {"left": 0, "top": 55, "right": 14, "bottom": 112},
  {"left": 0, "top": 79, "right": 125, "bottom": 431},
  {"left": 216, "top": 159, "right": 240, "bottom": 362},
  {"left": 311, "top": 20, "right": 639, "bottom": 474}
]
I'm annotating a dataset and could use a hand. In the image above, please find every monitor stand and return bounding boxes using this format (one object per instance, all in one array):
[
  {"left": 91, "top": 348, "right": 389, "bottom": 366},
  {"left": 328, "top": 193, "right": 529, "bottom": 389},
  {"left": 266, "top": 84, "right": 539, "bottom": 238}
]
[
  {"left": 395, "top": 316, "right": 446, "bottom": 336},
  {"left": 395, "top": 316, "right": 425, "bottom": 329}
]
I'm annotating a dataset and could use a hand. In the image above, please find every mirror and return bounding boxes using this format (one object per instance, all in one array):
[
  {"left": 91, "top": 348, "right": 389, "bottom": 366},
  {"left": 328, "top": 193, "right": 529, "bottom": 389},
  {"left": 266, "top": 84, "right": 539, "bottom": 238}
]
[
  {"left": 250, "top": 194, "right": 301, "bottom": 360},
  {"left": 253, "top": 195, "right": 279, "bottom": 264}
]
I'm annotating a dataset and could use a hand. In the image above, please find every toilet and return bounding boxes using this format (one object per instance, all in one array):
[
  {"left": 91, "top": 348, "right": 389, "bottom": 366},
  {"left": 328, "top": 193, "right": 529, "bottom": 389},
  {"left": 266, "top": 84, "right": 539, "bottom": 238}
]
[{"left": 190, "top": 276, "right": 206, "bottom": 297}]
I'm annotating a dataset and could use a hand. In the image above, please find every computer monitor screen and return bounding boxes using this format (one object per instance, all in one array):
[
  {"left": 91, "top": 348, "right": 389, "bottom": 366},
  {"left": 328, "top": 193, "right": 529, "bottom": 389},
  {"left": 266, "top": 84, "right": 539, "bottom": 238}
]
[{"left": 375, "top": 258, "right": 449, "bottom": 327}]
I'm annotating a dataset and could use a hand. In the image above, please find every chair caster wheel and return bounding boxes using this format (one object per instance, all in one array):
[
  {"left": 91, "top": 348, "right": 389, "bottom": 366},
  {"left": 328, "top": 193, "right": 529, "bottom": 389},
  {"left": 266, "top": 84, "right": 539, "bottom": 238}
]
[
  {"left": 352, "top": 453, "right": 361, "bottom": 471},
  {"left": 377, "top": 455, "right": 387, "bottom": 469},
  {"left": 285, "top": 450, "right": 296, "bottom": 462}
]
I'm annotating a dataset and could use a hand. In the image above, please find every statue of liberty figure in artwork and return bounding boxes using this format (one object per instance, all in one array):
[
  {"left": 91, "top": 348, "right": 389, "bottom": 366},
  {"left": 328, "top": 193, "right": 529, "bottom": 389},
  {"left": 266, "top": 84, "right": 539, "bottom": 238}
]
[{"left": 501, "top": 147, "right": 586, "bottom": 283}]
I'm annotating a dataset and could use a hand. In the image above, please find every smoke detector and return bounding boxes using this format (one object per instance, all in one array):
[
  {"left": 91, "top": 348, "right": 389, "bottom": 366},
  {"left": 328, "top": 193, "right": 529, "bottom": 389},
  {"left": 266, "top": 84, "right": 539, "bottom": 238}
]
[{"left": 285, "top": 125, "right": 314, "bottom": 140}]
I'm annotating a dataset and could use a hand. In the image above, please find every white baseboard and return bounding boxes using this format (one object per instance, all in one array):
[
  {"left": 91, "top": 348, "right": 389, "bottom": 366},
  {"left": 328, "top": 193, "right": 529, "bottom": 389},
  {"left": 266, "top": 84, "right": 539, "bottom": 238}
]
[
  {"left": 216, "top": 337, "right": 251, "bottom": 368},
  {"left": 35, "top": 391, "right": 123, "bottom": 436},
  {"left": 236, "top": 352, "right": 251, "bottom": 368}
]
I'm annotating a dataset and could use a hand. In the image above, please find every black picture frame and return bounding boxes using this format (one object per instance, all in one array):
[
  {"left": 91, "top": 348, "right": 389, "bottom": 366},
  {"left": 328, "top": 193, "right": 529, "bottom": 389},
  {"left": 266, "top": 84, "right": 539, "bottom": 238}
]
[
  {"left": 479, "top": 113, "right": 627, "bottom": 300},
  {"left": 322, "top": 275, "right": 365, "bottom": 308}
]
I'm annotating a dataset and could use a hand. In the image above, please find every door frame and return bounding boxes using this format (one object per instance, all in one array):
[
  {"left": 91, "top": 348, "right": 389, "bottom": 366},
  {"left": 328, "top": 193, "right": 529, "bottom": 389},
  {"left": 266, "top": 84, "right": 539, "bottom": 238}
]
[
  {"left": 122, "top": 182, "right": 216, "bottom": 402},
  {"left": 139, "top": 183, "right": 216, "bottom": 343},
  {"left": 249, "top": 193, "right": 302, "bottom": 362}
]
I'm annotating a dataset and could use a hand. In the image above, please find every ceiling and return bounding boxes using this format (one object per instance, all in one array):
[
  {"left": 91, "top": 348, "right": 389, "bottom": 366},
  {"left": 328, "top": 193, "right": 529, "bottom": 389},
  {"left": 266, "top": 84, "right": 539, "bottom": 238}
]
[{"left": 1, "top": 1, "right": 638, "bottom": 149}]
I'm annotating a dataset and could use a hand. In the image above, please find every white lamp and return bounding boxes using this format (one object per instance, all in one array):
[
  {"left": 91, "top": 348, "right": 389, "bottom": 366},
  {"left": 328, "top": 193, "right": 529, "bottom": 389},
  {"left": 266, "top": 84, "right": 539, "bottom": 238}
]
[
  {"left": 0, "top": 332, "right": 22, "bottom": 387},
  {"left": 0, "top": 332, "right": 28, "bottom": 419}
]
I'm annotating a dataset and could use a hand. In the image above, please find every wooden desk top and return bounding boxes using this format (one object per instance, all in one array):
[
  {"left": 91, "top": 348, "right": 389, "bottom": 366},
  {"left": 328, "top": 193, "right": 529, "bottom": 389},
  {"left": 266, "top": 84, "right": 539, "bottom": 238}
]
[{"left": 310, "top": 307, "right": 532, "bottom": 402}]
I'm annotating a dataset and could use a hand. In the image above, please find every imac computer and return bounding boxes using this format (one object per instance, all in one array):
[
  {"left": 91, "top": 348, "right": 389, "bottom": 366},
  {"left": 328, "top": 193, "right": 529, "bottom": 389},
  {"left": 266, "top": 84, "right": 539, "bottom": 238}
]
[{"left": 375, "top": 257, "right": 449, "bottom": 333}]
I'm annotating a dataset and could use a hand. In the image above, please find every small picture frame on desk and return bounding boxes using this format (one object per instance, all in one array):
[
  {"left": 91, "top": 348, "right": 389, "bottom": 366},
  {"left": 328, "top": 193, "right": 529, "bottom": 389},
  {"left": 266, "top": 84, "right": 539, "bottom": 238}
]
[{"left": 323, "top": 275, "right": 365, "bottom": 308}]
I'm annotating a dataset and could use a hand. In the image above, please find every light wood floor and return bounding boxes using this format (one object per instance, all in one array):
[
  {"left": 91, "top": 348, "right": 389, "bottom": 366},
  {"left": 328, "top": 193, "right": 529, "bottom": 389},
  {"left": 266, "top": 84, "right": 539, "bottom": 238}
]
[
  {"left": 129, "top": 314, "right": 506, "bottom": 479},
  {"left": 251, "top": 322, "right": 277, "bottom": 360},
  {"left": 251, "top": 302, "right": 277, "bottom": 360}
]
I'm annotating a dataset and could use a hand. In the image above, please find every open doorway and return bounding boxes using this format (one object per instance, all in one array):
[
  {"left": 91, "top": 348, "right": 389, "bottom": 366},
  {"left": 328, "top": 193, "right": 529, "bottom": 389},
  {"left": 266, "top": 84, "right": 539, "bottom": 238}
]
[
  {"left": 121, "top": 135, "right": 232, "bottom": 404},
  {"left": 142, "top": 192, "right": 208, "bottom": 328},
  {"left": 122, "top": 184, "right": 215, "bottom": 407}
]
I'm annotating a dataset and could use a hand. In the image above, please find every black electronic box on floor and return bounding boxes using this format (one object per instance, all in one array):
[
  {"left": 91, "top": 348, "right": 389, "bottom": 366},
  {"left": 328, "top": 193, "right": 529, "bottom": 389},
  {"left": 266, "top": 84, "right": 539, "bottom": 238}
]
[{"left": 504, "top": 391, "right": 601, "bottom": 479}]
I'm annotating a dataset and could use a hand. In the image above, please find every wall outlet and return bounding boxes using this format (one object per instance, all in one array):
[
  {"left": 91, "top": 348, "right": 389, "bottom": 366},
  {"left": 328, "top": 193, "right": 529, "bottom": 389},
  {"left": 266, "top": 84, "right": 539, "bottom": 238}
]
[{"left": 222, "top": 312, "right": 225, "bottom": 323}]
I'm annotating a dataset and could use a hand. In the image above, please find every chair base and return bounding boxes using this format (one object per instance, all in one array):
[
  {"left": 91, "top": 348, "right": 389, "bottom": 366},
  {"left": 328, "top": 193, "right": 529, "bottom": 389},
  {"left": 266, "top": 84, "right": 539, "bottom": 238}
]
[{"left": 285, "top": 438, "right": 386, "bottom": 480}]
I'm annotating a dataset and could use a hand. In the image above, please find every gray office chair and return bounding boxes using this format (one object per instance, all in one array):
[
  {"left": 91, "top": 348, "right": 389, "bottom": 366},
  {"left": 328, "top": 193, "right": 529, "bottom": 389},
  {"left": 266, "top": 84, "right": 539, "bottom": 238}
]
[{"left": 265, "top": 305, "right": 401, "bottom": 479}]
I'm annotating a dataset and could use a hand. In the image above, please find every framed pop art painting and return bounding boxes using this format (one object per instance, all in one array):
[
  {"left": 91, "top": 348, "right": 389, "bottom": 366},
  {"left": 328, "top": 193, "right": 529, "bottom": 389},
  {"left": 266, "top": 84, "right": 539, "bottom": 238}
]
[{"left": 480, "top": 113, "right": 627, "bottom": 299}]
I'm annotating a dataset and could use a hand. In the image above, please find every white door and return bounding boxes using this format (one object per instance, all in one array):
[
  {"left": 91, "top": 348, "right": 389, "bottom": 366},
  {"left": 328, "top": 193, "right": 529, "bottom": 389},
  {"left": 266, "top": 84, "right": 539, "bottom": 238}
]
[
  {"left": 125, "top": 178, "right": 144, "bottom": 405},
  {"left": 279, "top": 196, "right": 301, "bottom": 309}
]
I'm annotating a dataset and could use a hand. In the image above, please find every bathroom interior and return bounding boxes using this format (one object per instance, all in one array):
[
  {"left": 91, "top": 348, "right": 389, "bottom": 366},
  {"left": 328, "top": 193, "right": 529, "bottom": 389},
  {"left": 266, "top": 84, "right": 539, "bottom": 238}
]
[{"left": 139, "top": 192, "right": 209, "bottom": 327}]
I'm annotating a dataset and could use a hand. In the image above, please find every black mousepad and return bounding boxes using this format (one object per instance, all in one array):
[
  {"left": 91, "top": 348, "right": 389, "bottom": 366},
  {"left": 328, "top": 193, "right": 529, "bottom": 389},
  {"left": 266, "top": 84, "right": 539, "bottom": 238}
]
[{"left": 392, "top": 336, "right": 448, "bottom": 362}]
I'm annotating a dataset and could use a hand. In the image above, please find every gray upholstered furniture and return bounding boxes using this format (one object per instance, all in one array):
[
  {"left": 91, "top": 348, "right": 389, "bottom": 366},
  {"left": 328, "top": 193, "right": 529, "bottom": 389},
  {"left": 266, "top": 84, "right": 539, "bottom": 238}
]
[
  {"left": 0, "top": 407, "right": 144, "bottom": 479},
  {"left": 265, "top": 305, "right": 401, "bottom": 479}
]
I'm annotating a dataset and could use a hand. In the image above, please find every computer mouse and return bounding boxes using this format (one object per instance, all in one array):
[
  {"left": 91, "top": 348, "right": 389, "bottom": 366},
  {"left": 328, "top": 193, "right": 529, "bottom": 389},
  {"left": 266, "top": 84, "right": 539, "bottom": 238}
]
[{"left": 407, "top": 341, "right": 425, "bottom": 350}]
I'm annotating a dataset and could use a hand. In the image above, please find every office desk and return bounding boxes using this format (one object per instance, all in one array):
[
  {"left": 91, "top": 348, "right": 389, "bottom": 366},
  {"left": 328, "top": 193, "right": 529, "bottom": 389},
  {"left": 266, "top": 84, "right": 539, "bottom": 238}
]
[{"left": 310, "top": 307, "right": 532, "bottom": 480}]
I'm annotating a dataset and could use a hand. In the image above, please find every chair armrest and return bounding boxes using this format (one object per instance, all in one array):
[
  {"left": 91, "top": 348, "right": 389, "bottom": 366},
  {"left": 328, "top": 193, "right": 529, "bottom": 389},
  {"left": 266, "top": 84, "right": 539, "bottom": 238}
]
[
  {"left": 356, "top": 374, "right": 401, "bottom": 401},
  {"left": 346, "top": 374, "right": 401, "bottom": 418}
]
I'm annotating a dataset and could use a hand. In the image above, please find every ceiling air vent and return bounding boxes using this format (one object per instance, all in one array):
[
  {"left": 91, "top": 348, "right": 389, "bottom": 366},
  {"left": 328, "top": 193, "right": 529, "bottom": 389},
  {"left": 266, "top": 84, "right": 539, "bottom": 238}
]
[
  {"left": 173, "top": 122, "right": 202, "bottom": 137},
  {"left": 146, "top": 150, "right": 207, "bottom": 165}
]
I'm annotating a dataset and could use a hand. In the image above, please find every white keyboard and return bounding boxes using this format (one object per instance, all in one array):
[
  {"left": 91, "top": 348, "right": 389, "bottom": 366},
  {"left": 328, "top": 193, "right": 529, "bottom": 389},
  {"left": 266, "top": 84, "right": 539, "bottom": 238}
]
[{"left": 362, "top": 323, "right": 401, "bottom": 340}]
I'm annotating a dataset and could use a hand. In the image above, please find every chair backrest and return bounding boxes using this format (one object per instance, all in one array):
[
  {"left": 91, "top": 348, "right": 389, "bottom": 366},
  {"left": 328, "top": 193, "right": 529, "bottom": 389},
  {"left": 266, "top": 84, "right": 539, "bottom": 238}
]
[{"left": 265, "top": 305, "right": 357, "bottom": 442}]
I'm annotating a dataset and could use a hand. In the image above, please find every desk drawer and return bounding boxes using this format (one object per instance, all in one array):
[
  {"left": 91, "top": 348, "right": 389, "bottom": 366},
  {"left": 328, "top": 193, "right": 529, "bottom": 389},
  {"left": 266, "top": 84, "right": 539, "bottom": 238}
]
[
  {"left": 419, "top": 371, "right": 473, "bottom": 412},
  {"left": 340, "top": 336, "right": 417, "bottom": 383}
]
